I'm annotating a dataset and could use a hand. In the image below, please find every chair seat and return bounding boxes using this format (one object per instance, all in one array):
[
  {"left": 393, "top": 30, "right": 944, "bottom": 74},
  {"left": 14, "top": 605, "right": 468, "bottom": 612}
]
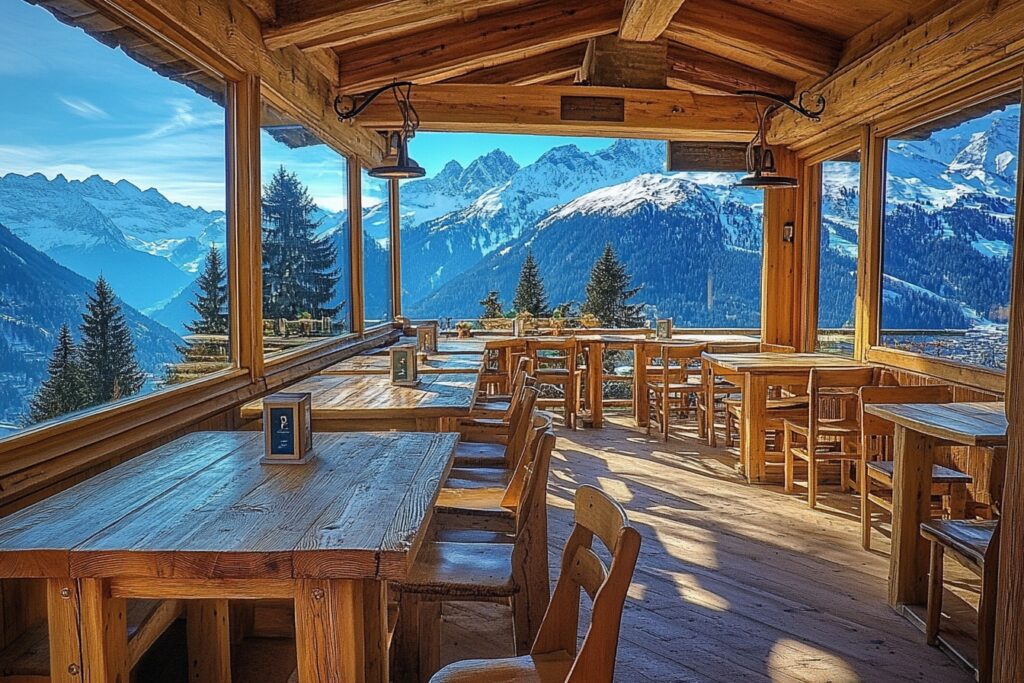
[
  {"left": 725, "top": 395, "right": 809, "bottom": 410},
  {"left": 470, "top": 402, "right": 510, "bottom": 419},
  {"left": 866, "top": 460, "right": 973, "bottom": 485},
  {"left": 453, "top": 442, "right": 506, "bottom": 468},
  {"left": 445, "top": 467, "right": 511, "bottom": 489},
  {"left": 784, "top": 417, "right": 860, "bottom": 438},
  {"left": 919, "top": 519, "right": 996, "bottom": 566},
  {"left": 645, "top": 380, "right": 701, "bottom": 392},
  {"left": 536, "top": 368, "right": 572, "bottom": 378},
  {"left": 435, "top": 487, "right": 510, "bottom": 518},
  {"left": 430, "top": 653, "right": 574, "bottom": 683},
  {"left": 433, "top": 528, "right": 513, "bottom": 544},
  {"left": 403, "top": 541, "right": 515, "bottom": 597}
]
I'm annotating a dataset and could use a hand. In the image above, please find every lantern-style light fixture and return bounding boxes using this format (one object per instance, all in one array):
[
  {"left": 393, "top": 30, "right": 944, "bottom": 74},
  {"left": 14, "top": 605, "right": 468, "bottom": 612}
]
[
  {"left": 334, "top": 81, "right": 426, "bottom": 179},
  {"left": 735, "top": 90, "right": 826, "bottom": 189}
]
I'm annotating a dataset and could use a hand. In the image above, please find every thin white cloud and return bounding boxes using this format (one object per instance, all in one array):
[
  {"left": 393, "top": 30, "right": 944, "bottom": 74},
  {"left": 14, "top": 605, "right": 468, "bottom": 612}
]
[
  {"left": 58, "top": 96, "right": 109, "bottom": 120},
  {"left": 144, "top": 99, "right": 223, "bottom": 139}
]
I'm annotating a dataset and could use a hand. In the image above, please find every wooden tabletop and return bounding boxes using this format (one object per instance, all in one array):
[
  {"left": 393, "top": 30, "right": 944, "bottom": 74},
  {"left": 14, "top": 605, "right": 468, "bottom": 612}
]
[
  {"left": 702, "top": 352, "right": 865, "bottom": 373},
  {"left": 0, "top": 430, "right": 458, "bottom": 581},
  {"left": 322, "top": 353, "right": 483, "bottom": 376},
  {"left": 864, "top": 401, "right": 1007, "bottom": 447},
  {"left": 374, "top": 337, "right": 489, "bottom": 354},
  {"left": 240, "top": 372, "right": 480, "bottom": 420}
]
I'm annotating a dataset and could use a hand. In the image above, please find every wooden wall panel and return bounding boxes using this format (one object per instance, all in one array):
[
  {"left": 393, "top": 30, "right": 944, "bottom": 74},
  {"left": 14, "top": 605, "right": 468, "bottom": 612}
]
[{"left": 760, "top": 148, "right": 806, "bottom": 348}]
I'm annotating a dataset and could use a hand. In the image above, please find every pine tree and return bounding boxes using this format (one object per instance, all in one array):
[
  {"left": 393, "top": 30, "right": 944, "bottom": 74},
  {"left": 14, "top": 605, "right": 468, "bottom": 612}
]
[
  {"left": 512, "top": 249, "right": 549, "bottom": 316},
  {"left": 27, "top": 323, "right": 89, "bottom": 424},
  {"left": 186, "top": 246, "right": 228, "bottom": 335},
  {"left": 582, "top": 243, "right": 645, "bottom": 327},
  {"left": 479, "top": 291, "right": 504, "bottom": 319},
  {"left": 262, "top": 166, "right": 340, "bottom": 320},
  {"left": 79, "top": 276, "right": 146, "bottom": 403}
]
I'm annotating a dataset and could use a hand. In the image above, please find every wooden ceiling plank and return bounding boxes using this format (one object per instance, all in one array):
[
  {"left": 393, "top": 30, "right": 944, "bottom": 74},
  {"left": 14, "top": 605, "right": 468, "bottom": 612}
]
[
  {"left": 665, "top": 0, "right": 842, "bottom": 80},
  {"left": 264, "top": 0, "right": 527, "bottom": 51},
  {"left": 349, "top": 83, "right": 759, "bottom": 140},
  {"left": 444, "top": 45, "right": 587, "bottom": 85},
  {"left": 336, "top": 0, "right": 622, "bottom": 94},
  {"left": 619, "top": 0, "right": 688, "bottom": 42},
  {"left": 667, "top": 43, "right": 794, "bottom": 96},
  {"left": 837, "top": 0, "right": 958, "bottom": 69}
]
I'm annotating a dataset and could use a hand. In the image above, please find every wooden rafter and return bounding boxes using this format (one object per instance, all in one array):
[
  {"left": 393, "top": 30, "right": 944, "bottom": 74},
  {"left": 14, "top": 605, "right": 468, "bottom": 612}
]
[
  {"left": 335, "top": 0, "right": 621, "bottom": 93},
  {"left": 349, "top": 84, "right": 759, "bottom": 140},
  {"left": 665, "top": 0, "right": 841, "bottom": 81},
  {"left": 667, "top": 43, "right": 794, "bottom": 96},
  {"left": 444, "top": 45, "right": 587, "bottom": 86},
  {"left": 264, "top": 0, "right": 529, "bottom": 51},
  {"left": 619, "top": 0, "right": 688, "bottom": 42}
]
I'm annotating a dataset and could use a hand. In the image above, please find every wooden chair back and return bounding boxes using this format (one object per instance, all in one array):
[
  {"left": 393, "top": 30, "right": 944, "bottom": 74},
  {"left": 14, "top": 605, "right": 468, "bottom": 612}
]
[
  {"left": 859, "top": 384, "right": 953, "bottom": 445},
  {"left": 502, "top": 411, "right": 553, "bottom": 511},
  {"left": 529, "top": 485, "right": 641, "bottom": 683},
  {"left": 707, "top": 341, "right": 760, "bottom": 354},
  {"left": 760, "top": 343, "right": 796, "bottom": 353},
  {"left": 804, "top": 367, "right": 881, "bottom": 444},
  {"left": 505, "top": 384, "right": 540, "bottom": 468},
  {"left": 527, "top": 337, "right": 578, "bottom": 374}
]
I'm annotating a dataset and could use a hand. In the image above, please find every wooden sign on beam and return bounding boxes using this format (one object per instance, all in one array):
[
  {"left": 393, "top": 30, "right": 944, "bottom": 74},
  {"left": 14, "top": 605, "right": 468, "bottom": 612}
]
[
  {"left": 667, "top": 141, "right": 748, "bottom": 172},
  {"left": 560, "top": 96, "right": 625, "bottom": 122}
]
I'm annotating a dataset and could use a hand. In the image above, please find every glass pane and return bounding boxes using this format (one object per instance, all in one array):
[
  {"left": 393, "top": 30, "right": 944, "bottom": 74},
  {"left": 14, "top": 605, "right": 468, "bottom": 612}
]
[
  {"left": 0, "top": 2, "right": 228, "bottom": 438},
  {"left": 399, "top": 134, "right": 763, "bottom": 333},
  {"left": 260, "top": 103, "right": 352, "bottom": 357},
  {"left": 881, "top": 94, "right": 1019, "bottom": 370},
  {"left": 816, "top": 152, "right": 861, "bottom": 356},
  {"left": 362, "top": 170, "right": 392, "bottom": 327}
]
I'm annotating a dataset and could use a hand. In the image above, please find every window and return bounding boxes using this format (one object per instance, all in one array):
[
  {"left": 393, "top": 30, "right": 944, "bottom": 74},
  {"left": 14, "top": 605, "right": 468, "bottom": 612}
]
[
  {"left": 880, "top": 94, "right": 1019, "bottom": 370},
  {"left": 260, "top": 103, "right": 352, "bottom": 357},
  {"left": 0, "top": 3, "right": 229, "bottom": 438},
  {"left": 816, "top": 152, "right": 861, "bottom": 356},
  {"left": 398, "top": 134, "right": 763, "bottom": 331},
  {"left": 362, "top": 169, "right": 393, "bottom": 327}
]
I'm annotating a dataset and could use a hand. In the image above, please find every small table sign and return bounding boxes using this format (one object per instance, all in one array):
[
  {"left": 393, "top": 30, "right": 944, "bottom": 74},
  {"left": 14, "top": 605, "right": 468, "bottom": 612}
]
[
  {"left": 262, "top": 392, "right": 314, "bottom": 464},
  {"left": 655, "top": 317, "right": 673, "bottom": 340},
  {"left": 390, "top": 344, "right": 420, "bottom": 386},
  {"left": 416, "top": 322, "right": 438, "bottom": 353}
]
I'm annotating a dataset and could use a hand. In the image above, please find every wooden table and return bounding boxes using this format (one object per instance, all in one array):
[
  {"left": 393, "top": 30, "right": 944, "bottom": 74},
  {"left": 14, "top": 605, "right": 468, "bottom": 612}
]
[
  {"left": 0, "top": 430, "right": 458, "bottom": 683},
  {"left": 378, "top": 336, "right": 490, "bottom": 355},
  {"left": 702, "top": 352, "right": 864, "bottom": 482},
  {"left": 863, "top": 402, "right": 1007, "bottom": 611},
  {"left": 574, "top": 334, "right": 647, "bottom": 428},
  {"left": 322, "top": 353, "right": 483, "bottom": 376},
  {"left": 241, "top": 373, "right": 480, "bottom": 432}
]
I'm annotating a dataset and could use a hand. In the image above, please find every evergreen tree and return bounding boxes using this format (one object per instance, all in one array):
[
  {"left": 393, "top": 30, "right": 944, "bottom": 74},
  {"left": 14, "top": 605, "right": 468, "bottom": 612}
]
[
  {"left": 479, "top": 291, "right": 504, "bottom": 319},
  {"left": 512, "top": 249, "right": 548, "bottom": 316},
  {"left": 27, "top": 323, "right": 89, "bottom": 423},
  {"left": 79, "top": 276, "right": 146, "bottom": 403},
  {"left": 262, "top": 166, "right": 340, "bottom": 320},
  {"left": 186, "top": 246, "right": 228, "bottom": 335},
  {"left": 582, "top": 243, "right": 645, "bottom": 327}
]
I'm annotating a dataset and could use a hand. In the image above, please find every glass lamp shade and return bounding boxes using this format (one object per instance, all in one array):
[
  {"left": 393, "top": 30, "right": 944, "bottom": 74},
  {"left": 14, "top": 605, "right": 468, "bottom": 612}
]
[{"left": 368, "top": 134, "right": 425, "bottom": 179}]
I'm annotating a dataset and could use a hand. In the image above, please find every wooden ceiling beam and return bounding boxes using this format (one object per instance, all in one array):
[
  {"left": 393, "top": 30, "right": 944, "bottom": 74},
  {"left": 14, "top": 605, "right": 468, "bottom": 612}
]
[
  {"left": 769, "top": 0, "right": 1024, "bottom": 149},
  {"left": 667, "top": 43, "right": 794, "bottom": 96},
  {"left": 349, "top": 84, "right": 759, "bottom": 140},
  {"left": 336, "top": 0, "right": 621, "bottom": 94},
  {"left": 444, "top": 45, "right": 587, "bottom": 86},
  {"left": 665, "top": 0, "right": 841, "bottom": 81},
  {"left": 619, "top": 0, "right": 688, "bottom": 42},
  {"left": 264, "top": 0, "right": 528, "bottom": 51}
]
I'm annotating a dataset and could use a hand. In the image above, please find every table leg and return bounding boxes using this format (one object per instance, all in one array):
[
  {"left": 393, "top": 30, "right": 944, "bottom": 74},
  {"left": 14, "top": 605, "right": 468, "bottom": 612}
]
[
  {"left": 741, "top": 374, "right": 768, "bottom": 483},
  {"left": 634, "top": 343, "right": 648, "bottom": 428},
  {"left": 295, "top": 578, "right": 387, "bottom": 683},
  {"left": 187, "top": 599, "right": 231, "bottom": 683},
  {"left": 888, "top": 426, "right": 936, "bottom": 607},
  {"left": 47, "top": 579, "right": 84, "bottom": 683},
  {"left": 79, "top": 578, "right": 130, "bottom": 683},
  {"left": 589, "top": 342, "right": 604, "bottom": 429}
]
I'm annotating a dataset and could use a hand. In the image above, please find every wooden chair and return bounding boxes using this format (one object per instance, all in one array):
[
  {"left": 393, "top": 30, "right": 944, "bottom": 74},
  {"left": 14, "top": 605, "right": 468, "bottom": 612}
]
[
  {"left": 783, "top": 367, "right": 881, "bottom": 508},
  {"left": 720, "top": 343, "right": 806, "bottom": 448},
  {"left": 921, "top": 446, "right": 1005, "bottom": 683},
  {"left": 526, "top": 337, "right": 580, "bottom": 430},
  {"left": 643, "top": 343, "right": 705, "bottom": 440},
  {"left": 429, "top": 485, "right": 642, "bottom": 683},
  {"left": 455, "top": 377, "right": 537, "bottom": 469},
  {"left": 696, "top": 341, "right": 760, "bottom": 446},
  {"left": 394, "top": 430, "right": 557, "bottom": 681},
  {"left": 471, "top": 357, "right": 533, "bottom": 420},
  {"left": 858, "top": 385, "right": 972, "bottom": 550}
]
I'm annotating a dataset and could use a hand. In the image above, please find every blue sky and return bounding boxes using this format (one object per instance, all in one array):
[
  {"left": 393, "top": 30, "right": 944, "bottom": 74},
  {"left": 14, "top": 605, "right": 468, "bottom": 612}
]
[{"left": 0, "top": 0, "right": 616, "bottom": 212}]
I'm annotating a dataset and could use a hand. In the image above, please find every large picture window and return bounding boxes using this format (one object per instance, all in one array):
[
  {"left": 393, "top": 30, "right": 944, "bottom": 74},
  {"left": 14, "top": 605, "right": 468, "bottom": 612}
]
[
  {"left": 880, "top": 94, "right": 1020, "bottom": 371},
  {"left": 816, "top": 152, "right": 861, "bottom": 356},
  {"left": 362, "top": 169, "right": 393, "bottom": 327},
  {"left": 259, "top": 103, "right": 352, "bottom": 358},
  {"left": 0, "top": 3, "right": 229, "bottom": 438}
]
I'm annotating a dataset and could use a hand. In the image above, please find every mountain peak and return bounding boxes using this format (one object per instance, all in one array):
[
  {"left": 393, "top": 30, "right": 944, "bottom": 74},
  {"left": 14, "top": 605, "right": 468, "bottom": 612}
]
[{"left": 460, "top": 149, "right": 519, "bottom": 193}]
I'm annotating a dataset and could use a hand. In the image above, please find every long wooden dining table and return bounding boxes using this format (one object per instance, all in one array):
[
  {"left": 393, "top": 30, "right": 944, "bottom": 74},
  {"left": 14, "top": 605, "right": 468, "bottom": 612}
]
[
  {"left": 322, "top": 352, "right": 483, "bottom": 375},
  {"left": 241, "top": 372, "right": 480, "bottom": 432},
  {"left": 0, "top": 430, "right": 459, "bottom": 683},
  {"left": 701, "top": 352, "right": 865, "bottom": 482}
]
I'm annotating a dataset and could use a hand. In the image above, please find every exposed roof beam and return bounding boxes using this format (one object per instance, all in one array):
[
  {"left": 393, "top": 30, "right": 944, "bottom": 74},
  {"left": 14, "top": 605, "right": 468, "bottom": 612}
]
[
  {"left": 665, "top": 0, "right": 841, "bottom": 81},
  {"left": 444, "top": 46, "right": 587, "bottom": 86},
  {"left": 350, "top": 84, "right": 759, "bottom": 140},
  {"left": 769, "top": 0, "right": 1024, "bottom": 149},
  {"left": 620, "top": 0, "right": 688, "bottom": 42},
  {"left": 264, "top": 0, "right": 528, "bottom": 51},
  {"left": 336, "top": 0, "right": 621, "bottom": 93},
  {"left": 667, "top": 43, "right": 794, "bottom": 96}
]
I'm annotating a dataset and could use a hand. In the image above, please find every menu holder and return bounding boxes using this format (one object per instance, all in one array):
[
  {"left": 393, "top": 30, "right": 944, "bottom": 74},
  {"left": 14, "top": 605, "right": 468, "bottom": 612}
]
[
  {"left": 416, "top": 322, "right": 438, "bottom": 353},
  {"left": 262, "top": 392, "right": 314, "bottom": 464},
  {"left": 656, "top": 317, "right": 673, "bottom": 341},
  {"left": 390, "top": 344, "right": 420, "bottom": 386}
]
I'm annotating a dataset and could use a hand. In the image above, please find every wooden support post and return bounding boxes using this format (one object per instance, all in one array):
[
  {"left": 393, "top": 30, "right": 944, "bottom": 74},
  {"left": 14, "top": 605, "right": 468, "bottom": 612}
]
[
  {"left": 854, "top": 125, "right": 884, "bottom": 361},
  {"left": 760, "top": 148, "right": 804, "bottom": 348},
  {"left": 79, "top": 578, "right": 130, "bottom": 683},
  {"left": 887, "top": 426, "right": 935, "bottom": 607},
  {"left": 187, "top": 599, "right": 231, "bottom": 683},
  {"left": 350, "top": 164, "right": 366, "bottom": 335},
  {"left": 47, "top": 579, "right": 84, "bottom": 683}
]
